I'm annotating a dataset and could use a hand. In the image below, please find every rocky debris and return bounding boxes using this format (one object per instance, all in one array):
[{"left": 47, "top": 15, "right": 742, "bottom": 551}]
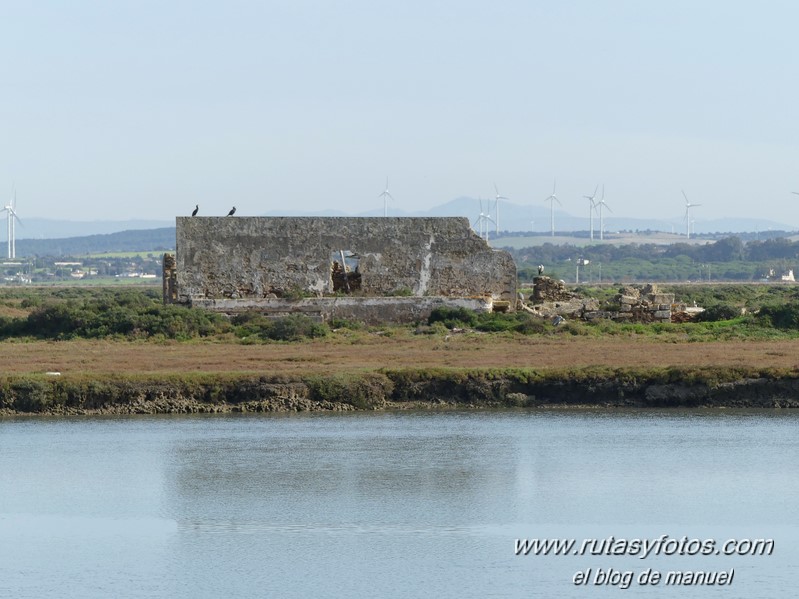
[
  {"left": 613, "top": 283, "right": 674, "bottom": 323},
  {"left": 523, "top": 278, "right": 683, "bottom": 324},
  {"left": 525, "top": 276, "right": 601, "bottom": 319},
  {"left": 531, "top": 276, "right": 574, "bottom": 303}
]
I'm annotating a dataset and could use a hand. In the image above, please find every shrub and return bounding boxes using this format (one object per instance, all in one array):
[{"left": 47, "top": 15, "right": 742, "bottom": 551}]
[
  {"left": 328, "top": 317, "right": 364, "bottom": 330},
  {"left": 264, "top": 314, "right": 329, "bottom": 341},
  {"left": 693, "top": 304, "right": 740, "bottom": 322},
  {"left": 759, "top": 302, "right": 799, "bottom": 329},
  {"left": 474, "top": 312, "right": 519, "bottom": 333},
  {"left": 428, "top": 306, "right": 478, "bottom": 328}
]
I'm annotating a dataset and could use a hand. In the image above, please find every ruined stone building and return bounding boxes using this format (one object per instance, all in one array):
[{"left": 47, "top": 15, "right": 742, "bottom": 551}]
[{"left": 163, "top": 216, "right": 517, "bottom": 324}]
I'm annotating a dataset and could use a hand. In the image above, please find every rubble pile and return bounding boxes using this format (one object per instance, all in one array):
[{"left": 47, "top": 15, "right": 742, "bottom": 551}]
[
  {"left": 525, "top": 276, "right": 599, "bottom": 319},
  {"left": 531, "top": 276, "right": 575, "bottom": 303},
  {"left": 526, "top": 278, "right": 679, "bottom": 324},
  {"left": 611, "top": 284, "right": 674, "bottom": 323}
]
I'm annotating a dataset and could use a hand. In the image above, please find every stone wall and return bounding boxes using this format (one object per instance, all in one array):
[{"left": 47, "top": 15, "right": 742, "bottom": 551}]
[
  {"left": 613, "top": 284, "right": 674, "bottom": 323},
  {"left": 169, "top": 216, "right": 517, "bottom": 321},
  {"left": 189, "top": 296, "right": 494, "bottom": 325}
]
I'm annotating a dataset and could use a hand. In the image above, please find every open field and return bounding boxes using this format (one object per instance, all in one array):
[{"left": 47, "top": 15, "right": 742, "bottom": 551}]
[{"left": 4, "top": 334, "right": 798, "bottom": 376}]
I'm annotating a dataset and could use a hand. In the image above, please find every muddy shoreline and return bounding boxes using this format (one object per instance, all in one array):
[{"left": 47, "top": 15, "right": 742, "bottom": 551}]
[{"left": 2, "top": 367, "right": 799, "bottom": 415}]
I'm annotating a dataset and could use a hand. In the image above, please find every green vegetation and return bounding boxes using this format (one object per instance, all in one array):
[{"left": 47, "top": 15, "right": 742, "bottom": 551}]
[
  {"left": 3, "top": 364, "right": 799, "bottom": 414},
  {"left": 0, "top": 284, "right": 798, "bottom": 344},
  {"left": 428, "top": 306, "right": 549, "bottom": 334},
  {"left": 509, "top": 236, "right": 799, "bottom": 284},
  {"left": 0, "top": 288, "right": 329, "bottom": 342}
]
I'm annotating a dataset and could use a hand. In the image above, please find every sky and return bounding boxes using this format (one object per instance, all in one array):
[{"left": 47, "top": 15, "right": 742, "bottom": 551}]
[{"left": 2, "top": 0, "right": 799, "bottom": 228}]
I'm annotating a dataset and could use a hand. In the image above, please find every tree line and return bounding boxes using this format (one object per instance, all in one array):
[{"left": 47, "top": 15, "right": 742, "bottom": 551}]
[{"left": 510, "top": 236, "right": 799, "bottom": 283}]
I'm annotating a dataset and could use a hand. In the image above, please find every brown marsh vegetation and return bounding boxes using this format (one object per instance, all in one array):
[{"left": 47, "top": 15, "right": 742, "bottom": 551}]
[{"left": 3, "top": 334, "right": 799, "bottom": 377}]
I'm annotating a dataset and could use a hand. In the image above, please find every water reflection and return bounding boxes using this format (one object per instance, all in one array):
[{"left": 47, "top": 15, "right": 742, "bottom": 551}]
[
  {"left": 0, "top": 409, "right": 797, "bottom": 598},
  {"left": 165, "top": 413, "right": 520, "bottom": 528}
]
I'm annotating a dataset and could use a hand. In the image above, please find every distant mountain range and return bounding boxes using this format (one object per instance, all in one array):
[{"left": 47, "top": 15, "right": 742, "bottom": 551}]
[
  {"left": 328, "top": 197, "right": 795, "bottom": 236},
  {"left": 6, "top": 197, "right": 796, "bottom": 255},
  {"left": 15, "top": 228, "right": 176, "bottom": 257}
]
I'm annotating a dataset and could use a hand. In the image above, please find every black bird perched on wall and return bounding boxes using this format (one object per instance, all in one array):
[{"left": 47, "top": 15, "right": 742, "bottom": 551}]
[
  {"left": 227, "top": 206, "right": 236, "bottom": 216},
  {"left": 191, "top": 204, "right": 199, "bottom": 216}
]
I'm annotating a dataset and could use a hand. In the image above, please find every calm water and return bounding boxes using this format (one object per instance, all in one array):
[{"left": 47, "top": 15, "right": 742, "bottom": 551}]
[{"left": 1, "top": 409, "right": 797, "bottom": 598}]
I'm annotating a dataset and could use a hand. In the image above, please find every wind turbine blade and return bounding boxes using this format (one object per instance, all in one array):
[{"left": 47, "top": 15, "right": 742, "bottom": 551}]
[{"left": 682, "top": 189, "right": 689, "bottom": 203}]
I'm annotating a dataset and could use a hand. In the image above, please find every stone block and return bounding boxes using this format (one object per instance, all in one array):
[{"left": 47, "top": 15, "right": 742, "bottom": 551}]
[
  {"left": 582, "top": 298, "right": 600, "bottom": 311},
  {"left": 652, "top": 293, "right": 675, "bottom": 305},
  {"left": 654, "top": 310, "right": 671, "bottom": 319},
  {"left": 584, "top": 311, "right": 613, "bottom": 320}
]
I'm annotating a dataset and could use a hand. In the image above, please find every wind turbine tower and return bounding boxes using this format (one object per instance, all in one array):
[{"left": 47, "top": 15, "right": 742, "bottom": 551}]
[
  {"left": 378, "top": 177, "right": 394, "bottom": 217},
  {"left": 596, "top": 185, "right": 611, "bottom": 241},
  {"left": 682, "top": 190, "right": 701, "bottom": 239},
  {"left": 472, "top": 198, "right": 494, "bottom": 242},
  {"left": 493, "top": 183, "right": 509, "bottom": 237},
  {"left": 1, "top": 189, "right": 21, "bottom": 260},
  {"left": 544, "top": 179, "right": 561, "bottom": 237},
  {"left": 584, "top": 185, "right": 598, "bottom": 240}
]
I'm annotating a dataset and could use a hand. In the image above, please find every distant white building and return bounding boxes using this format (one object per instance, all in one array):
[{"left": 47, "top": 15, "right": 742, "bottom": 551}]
[{"left": 781, "top": 270, "right": 795, "bottom": 282}]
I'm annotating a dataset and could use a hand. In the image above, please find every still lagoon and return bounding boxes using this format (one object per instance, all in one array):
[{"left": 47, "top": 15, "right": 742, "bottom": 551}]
[{"left": 1, "top": 409, "right": 797, "bottom": 598}]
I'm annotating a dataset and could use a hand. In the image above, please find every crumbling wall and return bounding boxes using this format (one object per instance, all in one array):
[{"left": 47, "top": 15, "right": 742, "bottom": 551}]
[
  {"left": 613, "top": 284, "right": 674, "bottom": 323},
  {"left": 531, "top": 276, "right": 574, "bottom": 303},
  {"left": 526, "top": 276, "right": 599, "bottom": 318},
  {"left": 173, "top": 217, "right": 516, "bottom": 306},
  {"left": 162, "top": 254, "right": 177, "bottom": 303}
]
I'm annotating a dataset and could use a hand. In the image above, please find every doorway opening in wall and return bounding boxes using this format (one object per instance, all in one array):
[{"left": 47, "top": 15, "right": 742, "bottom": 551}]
[{"left": 331, "top": 250, "right": 361, "bottom": 293}]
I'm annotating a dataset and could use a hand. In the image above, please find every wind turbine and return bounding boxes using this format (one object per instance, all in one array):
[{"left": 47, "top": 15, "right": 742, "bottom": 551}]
[
  {"left": 682, "top": 190, "right": 701, "bottom": 239},
  {"left": 583, "top": 185, "right": 598, "bottom": 240},
  {"left": 378, "top": 177, "right": 394, "bottom": 217},
  {"left": 1, "top": 188, "right": 21, "bottom": 259},
  {"left": 493, "top": 183, "right": 509, "bottom": 237},
  {"left": 544, "top": 179, "right": 561, "bottom": 237},
  {"left": 595, "top": 185, "right": 611, "bottom": 240},
  {"left": 472, "top": 198, "right": 494, "bottom": 241}
]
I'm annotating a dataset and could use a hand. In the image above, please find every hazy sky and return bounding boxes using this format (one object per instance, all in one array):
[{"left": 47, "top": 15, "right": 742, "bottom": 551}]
[{"left": 2, "top": 1, "right": 799, "bottom": 227}]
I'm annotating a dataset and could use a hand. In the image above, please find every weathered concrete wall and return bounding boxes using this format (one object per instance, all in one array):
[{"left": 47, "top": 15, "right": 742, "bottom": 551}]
[
  {"left": 189, "top": 296, "right": 494, "bottom": 326},
  {"left": 174, "top": 217, "right": 516, "bottom": 305}
]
